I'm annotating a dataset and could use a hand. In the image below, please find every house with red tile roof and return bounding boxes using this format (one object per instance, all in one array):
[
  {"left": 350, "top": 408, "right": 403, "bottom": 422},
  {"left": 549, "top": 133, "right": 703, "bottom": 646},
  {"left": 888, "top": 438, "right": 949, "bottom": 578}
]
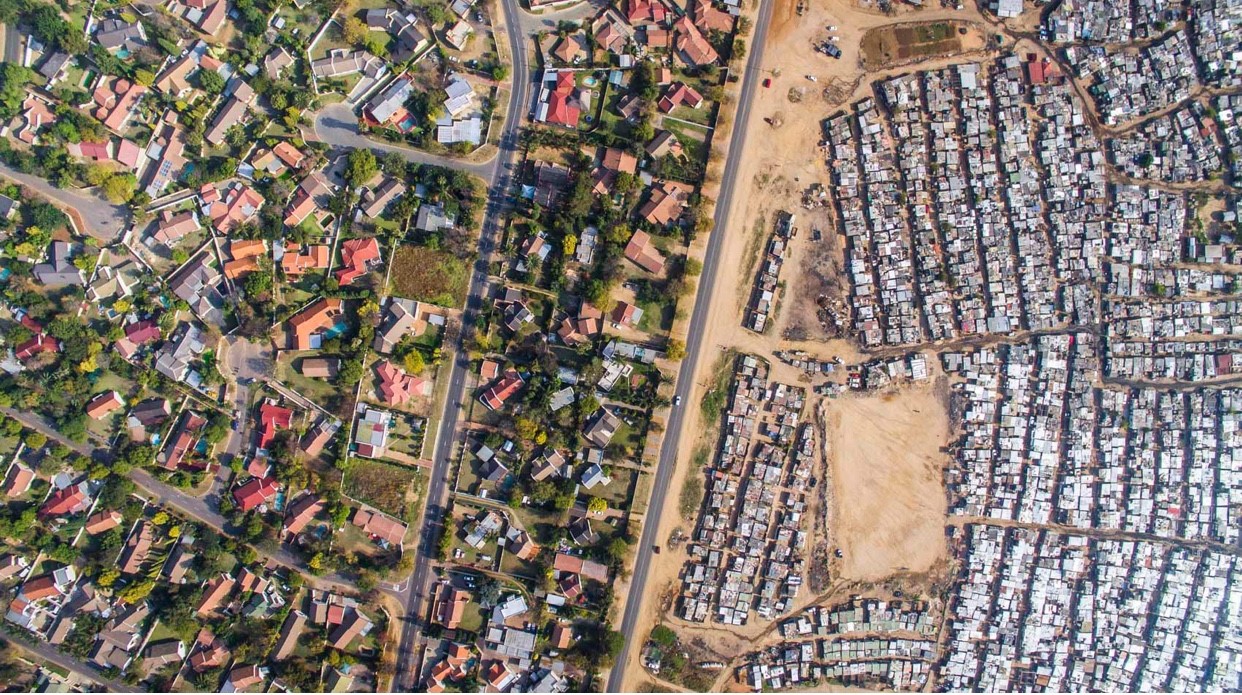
[
  {"left": 553, "top": 551, "right": 609, "bottom": 582},
  {"left": 39, "top": 482, "right": 91, "bottom": 518},
  {"left": 479, "top": 370, "right": 524, "bottom": 410},
  {"left": 484, "top": 661, "right": 516, "bottom": 691},
  {"left": 537, "top": 70, "right": 582, "bottom": 128},
  {"left": 158, "top": 411, "right": 207, "bottom": 471},
  {"left": 327, "top": 608, "right": 373, "bottom": 649},
  {"left": 335, "top": 237, "right": 381, "bottom": 285},
  {"left": 86, "top": 391, "right": 125, "bottom": 419},
  {"left": 658, "top": 81, "right": 704, "bottom": 113},
  {"left": 2, "top": 463, "right": 34, "bottom": 498},
  {"left": 115, "top": 320, "right": 161, "bottom": 360},
  {"left": 375, "top": 360, "right": 430, "bottom": 406},
  {"left": 287, "top": 298, "right": 343, "bottom": 350},
  {"left": 233, "top": 476, "right": 279, "bottom": 512},
  {"left": 257, "top": 400, "right": 294, "bottom": 450},
  {"left": 624, "top": 229, "right": 667, "bottom": 273},
  {"left": 15, "top": 333, "right": 60, "bottom": 362}
]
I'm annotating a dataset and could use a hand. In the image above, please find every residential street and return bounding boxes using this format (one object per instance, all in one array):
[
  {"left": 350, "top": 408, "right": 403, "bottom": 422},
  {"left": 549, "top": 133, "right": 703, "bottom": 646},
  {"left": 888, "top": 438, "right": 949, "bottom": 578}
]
[
  {"left": 0, "top": 161, "right": 129, "bottom": 241},
  {"left": 7, "top": 637, "right": 136, "bottom": 693},
  {"left": 0, "top": 406, "right": 359, "bottom": 594},
  {"left": 312, "top": 103, "right": 498, "bottom": 179}
]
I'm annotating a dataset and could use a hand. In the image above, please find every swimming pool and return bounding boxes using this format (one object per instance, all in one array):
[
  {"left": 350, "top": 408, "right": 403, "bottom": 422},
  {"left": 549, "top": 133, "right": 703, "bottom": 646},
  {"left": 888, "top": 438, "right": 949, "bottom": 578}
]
[
  {"left": 322, "top": 320, "right": 348, "bottom": 339},
  {"left": 582, "top": 76, "right": 598, "bottom": 87}
]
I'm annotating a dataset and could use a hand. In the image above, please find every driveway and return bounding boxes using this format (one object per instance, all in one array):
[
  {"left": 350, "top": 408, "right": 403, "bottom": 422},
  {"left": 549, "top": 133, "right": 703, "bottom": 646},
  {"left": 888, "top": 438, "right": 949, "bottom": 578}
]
[{"left": 0, "top": 161, "right": 129, "bottom": 241}]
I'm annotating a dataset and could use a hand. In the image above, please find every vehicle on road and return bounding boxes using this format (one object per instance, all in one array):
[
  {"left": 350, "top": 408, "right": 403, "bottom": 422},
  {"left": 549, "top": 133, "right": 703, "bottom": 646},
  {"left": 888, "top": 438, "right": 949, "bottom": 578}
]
[{"left": 673, "top": 395, "right": 682, "bottom": 406}]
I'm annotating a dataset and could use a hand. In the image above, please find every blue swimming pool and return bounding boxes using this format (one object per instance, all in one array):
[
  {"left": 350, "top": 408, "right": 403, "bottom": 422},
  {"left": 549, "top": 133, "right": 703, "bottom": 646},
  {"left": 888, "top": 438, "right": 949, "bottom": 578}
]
[
  {"left": 322, "top": 320, "right": 348, "bottom": 339},
  {"left": 582, "top": 76, "right": 598, "bottom": 87}
]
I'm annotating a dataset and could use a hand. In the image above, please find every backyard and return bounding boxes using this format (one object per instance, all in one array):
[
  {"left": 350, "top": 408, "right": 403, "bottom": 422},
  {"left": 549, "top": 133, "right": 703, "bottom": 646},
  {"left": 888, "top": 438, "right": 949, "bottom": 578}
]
[
  {"left": 389, "top": 245, "right": 470, "bottom": 307},
  {"left": 343, "top": 458, "right": 423, "bottom": 521}
]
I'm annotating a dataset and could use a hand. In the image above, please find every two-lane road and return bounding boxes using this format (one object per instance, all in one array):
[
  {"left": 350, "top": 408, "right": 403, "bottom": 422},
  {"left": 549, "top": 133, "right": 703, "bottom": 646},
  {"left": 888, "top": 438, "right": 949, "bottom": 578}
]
[
  {"left": 605, "top": 0, "right": 776, "bottom": 690},
  {"left": 390, "top": 0, "right": 536, "bottom": 687}
]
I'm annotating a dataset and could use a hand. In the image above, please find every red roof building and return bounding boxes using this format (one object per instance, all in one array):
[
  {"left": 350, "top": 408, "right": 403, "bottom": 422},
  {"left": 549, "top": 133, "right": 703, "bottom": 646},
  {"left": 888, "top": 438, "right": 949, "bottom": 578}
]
[
  {"left": 86, "top": 391, "right": 125, "bottom": 419},
  {"left": 159, "top": 411, "right": 207, "bottom": 471},
  {"left": 544, "top": 71, "right": 581, "bottom": 128},
  {"left": 2, "top": 463, "right": 34, "bottom": 497},
  {"left": 479, "top": 371, "right": 524, "bottom": 411},
  {"left": 15, "top": 333, "right": 60, "bottom": 361},
  {"left": 39, "top": 483, "right": 90, "bottom": 518},
  {"left": 335, "top": 237, "right": 381, "bottom": 286},
  {"left": 233, "top": 476, "right": 279, "bottom": 512},
  {"left": 375, "top": 360, "right": 429, "bottom": 406},
  {"left": 256, "top": 400, "right": 294, "bottom": 450}
]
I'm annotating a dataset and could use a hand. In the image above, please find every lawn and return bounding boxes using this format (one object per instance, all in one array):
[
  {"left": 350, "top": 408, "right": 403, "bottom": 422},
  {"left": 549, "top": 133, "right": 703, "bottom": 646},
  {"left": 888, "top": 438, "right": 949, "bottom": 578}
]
[
  {"left": 275, "top": 352, "right": 345, "bottom": 410},
  {"left": 590, "top": 467, "right": 636, "bottom": 508},
  {"left": 389, "top": 245, "right": 470, "bottom": 308},
  {"left": 343, "top": 458, "right": 422, "bottom": 521}
]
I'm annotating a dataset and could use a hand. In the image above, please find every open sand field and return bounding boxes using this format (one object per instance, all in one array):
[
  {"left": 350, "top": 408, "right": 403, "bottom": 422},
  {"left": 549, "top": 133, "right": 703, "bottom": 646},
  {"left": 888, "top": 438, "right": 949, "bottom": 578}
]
[
  {"left": 613, "top": 0, "right": 1051, "bottom": 688},
  {"left": 825, "top": 378, "right": 950, "bottom": 582}
]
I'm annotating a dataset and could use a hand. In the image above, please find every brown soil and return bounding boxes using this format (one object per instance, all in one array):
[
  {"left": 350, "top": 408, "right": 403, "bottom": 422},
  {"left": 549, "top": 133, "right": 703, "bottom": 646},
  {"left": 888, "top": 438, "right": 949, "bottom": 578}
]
[{"left": 825, "top": 377, "right": 950, "bottom": 581}]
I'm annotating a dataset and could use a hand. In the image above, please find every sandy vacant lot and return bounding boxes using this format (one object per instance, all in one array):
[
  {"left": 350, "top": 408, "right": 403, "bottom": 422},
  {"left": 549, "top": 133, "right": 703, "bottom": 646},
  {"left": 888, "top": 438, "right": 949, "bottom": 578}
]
[{"left": 826, "top": 381, "right": 949, "bottom": 582}]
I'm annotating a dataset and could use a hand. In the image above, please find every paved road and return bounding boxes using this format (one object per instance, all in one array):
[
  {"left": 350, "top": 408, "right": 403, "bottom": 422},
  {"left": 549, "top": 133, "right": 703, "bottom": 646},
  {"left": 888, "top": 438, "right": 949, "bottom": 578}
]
[
  {"left": 311, "top": 103, "right": 498, "bottom": 180},
  {"left": 605, "top": 0, "right": 776, "bottom": 690},
  {"left": 389, "top": 0, "right": 536, "bottom": 688},
  {"left": 0, "top": 161, "right": 129, "bottom": 241},
  {"left": 0, "top": 406, "right": 358, "bottom": 593},
  {"left": 6, "top": 636, "right": 136, "bottom": 693}
]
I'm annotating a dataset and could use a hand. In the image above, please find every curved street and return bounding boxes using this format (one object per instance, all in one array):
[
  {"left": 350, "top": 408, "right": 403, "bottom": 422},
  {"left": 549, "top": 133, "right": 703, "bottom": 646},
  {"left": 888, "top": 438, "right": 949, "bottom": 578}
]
[
  {"left": 311, "top": 102, "right": 500, "bottom": 180},
  {"left": 0, "top": 161, "right": 130, "bottom": 241}
]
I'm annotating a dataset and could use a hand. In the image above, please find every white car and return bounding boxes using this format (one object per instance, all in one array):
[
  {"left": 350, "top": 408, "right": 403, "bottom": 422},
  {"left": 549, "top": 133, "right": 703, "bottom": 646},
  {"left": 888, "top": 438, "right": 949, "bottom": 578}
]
[{"left": 673, "top": 396, "right": 683, "bottom": 406}]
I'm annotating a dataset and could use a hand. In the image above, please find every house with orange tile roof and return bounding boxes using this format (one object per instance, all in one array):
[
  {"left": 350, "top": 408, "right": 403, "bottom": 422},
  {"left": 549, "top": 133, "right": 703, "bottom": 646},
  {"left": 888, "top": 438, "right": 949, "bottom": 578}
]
[
  {"left": 287, "top": 298, "right": 343, "bottom": 350},
  {"left": 282, "top": 494, "right": 323, "bottom": 539},
  {"left": 536, "top": 70, "right": 582, "bottom": 128},
  {"left": 2, "top": 462, "right": 34, "bottom": 498},
  {"left": 85, "top": 391, "right": 125, "bottom": 419},
  {"left": 223, "top": 239, "right": 266, "bottom": 279},
  {"left": 14, "top": 96, "right": 56, "bottom": 144},
  {"left": 352, "top": 508, "right": 407, "bottom": 546},
  {"left": 38, "top": 482, "right": 91, "bottom": 518},
  {"left": 639, "top": 180, "right": 690, "bottom": 226},
  {"left": 256, "top": 399, "right": 293, "bottom": 450},
  {"left": 196, "top": 574, "right": 236, "bottom": 617},
  {"left": 433, "top": 584, "right": 470, "bottom": 629},
  {"left": 327, "top": 607, "right": 373, "bottom": 649},
  {"left": 273, "top": 141, "right": 306, "bottom": 169},
  {"left": 280, "top": 243, "right": 331, "bottom": 276},
  {"left": 484, "top": 661, "right": 516, "bottom": 691},
  {"left": 154, "top": 210, "right": 202, "bottom": 245},
  {"left": 335, "top": 237, "right": 381, "bottom": 285},
  {"left": 692, "top": 0, "right": 735, "bottom": 33},
  {"left": 158, "top": 411, "right": 207, "bottom": 471},
  {"left": 84, "top": 509, "right": 123, "bottom": 535},
  {"left": 624, "top": 229, "right": 667, "bottom": 273}
]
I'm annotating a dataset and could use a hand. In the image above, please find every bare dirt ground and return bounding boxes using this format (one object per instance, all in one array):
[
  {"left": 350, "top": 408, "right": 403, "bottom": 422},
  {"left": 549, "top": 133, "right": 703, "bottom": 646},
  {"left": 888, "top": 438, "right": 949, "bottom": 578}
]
[
  {"left": 618, "top": 0, "right": 1027, "bottom": 688},
  {"left": 825, "top": 378, "right": 950, "bottom": 581}
]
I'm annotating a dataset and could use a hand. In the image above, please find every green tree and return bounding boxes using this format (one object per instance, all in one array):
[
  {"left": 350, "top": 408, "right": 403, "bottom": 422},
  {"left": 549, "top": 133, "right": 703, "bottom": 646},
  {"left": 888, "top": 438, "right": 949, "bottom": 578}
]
[
  {"left": 344, "top": 148, "right": 378, "bottom": 188},
  {"left": 587, "top": 496, "right": 607, "bottom": 514},
  {"left": 101, "top": 174, "right": 137, "bottom": 204},
  {"left": 402, "top": 350, "right": 425, "bottom": 375}
]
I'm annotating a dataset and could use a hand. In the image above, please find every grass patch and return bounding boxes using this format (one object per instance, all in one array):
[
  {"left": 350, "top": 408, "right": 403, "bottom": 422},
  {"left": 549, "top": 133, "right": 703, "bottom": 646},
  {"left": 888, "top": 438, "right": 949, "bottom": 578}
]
[
  {"left": 389, "top": 245, "right": 469, "bottom": 307},
  {"left": 343, "top": 458, "right": 422, "bottom": 521},
  {"left": 678, "top": 446, "right": 708, "bottom": 520},
  {"left": 698, "top": 350, "right": 737, "bottom": 421}
]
